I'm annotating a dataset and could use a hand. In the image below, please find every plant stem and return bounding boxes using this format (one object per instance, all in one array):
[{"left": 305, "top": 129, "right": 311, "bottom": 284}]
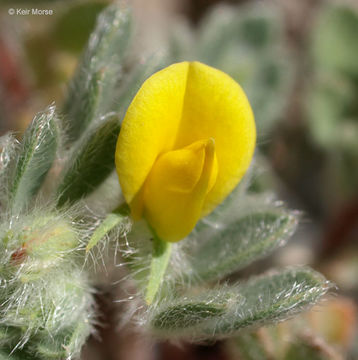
[{"left": 145, "top": 232, "right": 172, "bottom": 305}]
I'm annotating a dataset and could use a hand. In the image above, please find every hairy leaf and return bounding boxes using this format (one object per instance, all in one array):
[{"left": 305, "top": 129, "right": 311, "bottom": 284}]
[
  {"left": 209, "top": 267, "right": 330, "bottom": 336},
  {"left": 8, "top": 105, "right": 58, "bottom": 213},
  {"left": 57, "top": 114, "right": 120, "bottom": 207},
  {"left": 150, "top": 267, "right": 330, "bottom": 340},
  {"left": 63, "top": 4, "right": 132, "bottom": 142},
  {"left": 180, "top": 209, "right": 297, "bottom": 284},
  {"left": 150, "top": 288, "right": 239, "bottom": 336}
]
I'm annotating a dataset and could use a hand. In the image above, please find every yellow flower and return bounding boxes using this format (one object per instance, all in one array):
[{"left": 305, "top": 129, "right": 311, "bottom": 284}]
[{"left": 115, "top": 61, "right": 256, "bottom": 242}]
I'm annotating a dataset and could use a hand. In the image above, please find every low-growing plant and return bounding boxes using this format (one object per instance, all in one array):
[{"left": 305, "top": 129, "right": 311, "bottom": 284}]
[{"left": 0, "top": 4, "right": 331, "bottom": 359}]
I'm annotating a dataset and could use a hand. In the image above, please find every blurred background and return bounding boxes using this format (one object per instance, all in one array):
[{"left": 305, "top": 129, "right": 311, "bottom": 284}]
[{"left": 0, "top": 0, "right": 357, "bottom": 359}]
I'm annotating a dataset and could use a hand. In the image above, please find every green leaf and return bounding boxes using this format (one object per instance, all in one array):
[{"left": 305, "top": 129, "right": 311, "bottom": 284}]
[
  {"left": 210, "top": 267, "right": 330, "bottom": 337},
  {"left": 150, "top": 288, "right": 238, "bottom": 335},
  {"left": 306, "top": 74, "right": 355, "bottom": 148},
  {"left": 0, "top": 134, "right": 17, "bottom": 177},
  {"left": 8, "top": 105, "right": 58, "bottom": 213},
  {"left": 150, "top": 267, "right": 330, "bottom": 340},
  {"left": 63, "top": 4, "right": 132, "bottom": 143},
  {"left": 0, "top": 134, "right": 18, "bottom": 205},
  {"left": 57, "top": 114, "right": 120, "bottom": 207},
  {"left": 181, "top": 209, "right": 297, "bottom": 284},
  {"left": 145, "top": 233, "right": 172, "bottom": 305},
  {"left": 311, "top": 4, "right": 358, "bottom": 76}
]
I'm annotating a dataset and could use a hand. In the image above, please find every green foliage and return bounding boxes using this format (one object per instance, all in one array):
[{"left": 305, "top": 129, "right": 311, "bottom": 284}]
[
  {"left": 57, "top": 114, "right": 120, "bottom": 207},
  {"left": 0, "top": 134, "right": 18, "bottom": 203},
  {"left": 1, "top": 213, "right": 79, "bottom": 280},
  {"left": 216, "top": 268, "right": 328, "bottom": 333},
  {"left": 0, "top": 3, "right": 332, "bottom": 358},
  {"left": 149, "top": 267, "right": 330, "bottom": 340},
  {"left": 0, "top": 255, "right": 93, "bottom": 357},
  {"left": 62, "top": 4, "right": 132, "bottom": 143},
  {"left": 307, "top": 4, "right": 358, "bottom": 150},
  {"left": 306, "top": 74, "right": 356, "bottom": 148},
  {"left": 183, "top": 210, "right": 297, "bottom": 284},
  {"left": 312, "top": 4, "right": 358, "bottom": 77},
  {"left": 121, "top": 187, "right": 329, "bottom": 340},
  {"left": 165, "top": 179, "right": 298, "bottom": 286},
  {"left": 306, "top": 3, "right": 358, "bottom": 203},
  {"left": 7, "top": 106, "right": 59, "bottom": 213},
  {"left": 150, "top": 289, "right": 231, "bottom": 332},
  {"left": 0, "top": 4, "right": 145, "bottom": 357}
]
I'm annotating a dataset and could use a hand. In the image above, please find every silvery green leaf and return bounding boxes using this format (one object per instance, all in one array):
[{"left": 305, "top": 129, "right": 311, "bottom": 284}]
[
  {"left": 209, "top": 267, "right": 330, "bottom": 337},
  {"left": 185, "top": 210, "right": 297, "bottom": 284},
  {"left": 57, "top": 113, "right": 120, "bottom": 207},
  {"left": 0, "top": 134, "right": 18, "bottom": 178},
  {"left": 8, "top": 105, "right": 58, "bottom": 213},
  {"left": 150, "top": 267, "right": 330, "bottom": 340},
  {"left": 0, "top": 134, "right": 18, "bottom": 206},
  {"left": 173, "top": 190, "right": 298, "bottom": 286},
  {"left": 63, "top": 4, "right": 132, "bottom": 142},
  {"left": 149, "top": 287, "right": 241, "bottom": 337}
]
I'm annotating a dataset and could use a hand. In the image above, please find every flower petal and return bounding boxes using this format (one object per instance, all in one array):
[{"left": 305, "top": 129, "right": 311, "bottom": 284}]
[
  {"left": 115, "top": 62, "right": 190, "bottom": 205},
  {"left": 143, "top": 139, "right": 217, "bottom": 242},
  {"left": 173, "top": 62, "right": 256, "bottom": 215}
]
